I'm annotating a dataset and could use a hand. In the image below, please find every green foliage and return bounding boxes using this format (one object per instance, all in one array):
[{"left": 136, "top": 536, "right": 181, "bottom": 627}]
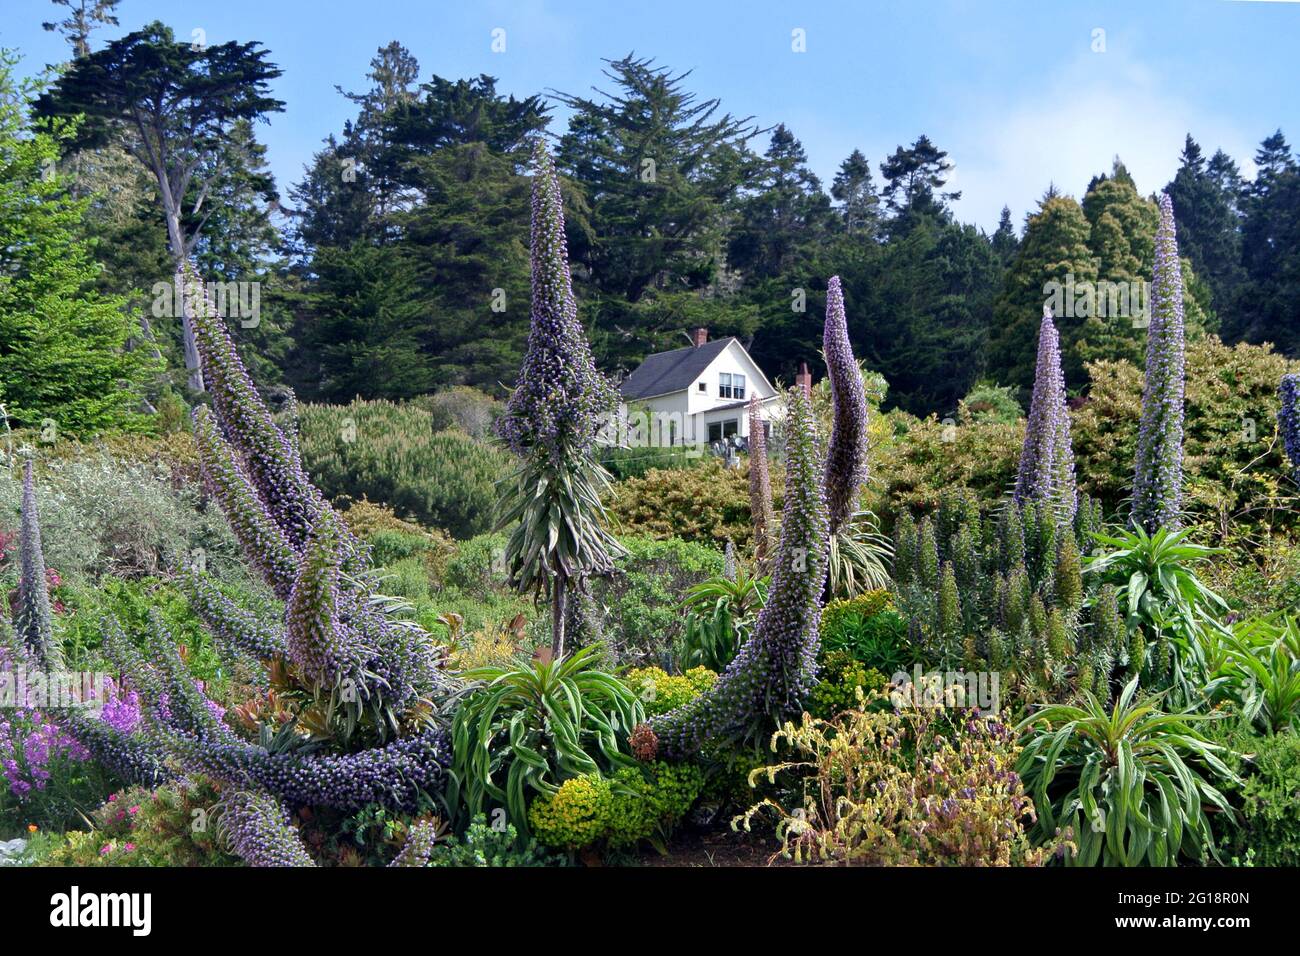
[
  {"left": 450, "top": 646, "right": 645, "bottom": 835},
  {"left": 0, "top": 53, "right": 158, "bottom": 435},
  {"left": 38, "top": 779, "right": 237, "bottom": 867},
  {"left": 807, "top": 652, "right": 888, "bottom": 720},
  {"left": 1017, "top": 677, "right": 1238, "bottom": 866},
  {"left": 735, "top": 696, "right": 1050, "bottom": 865},
  {"left": 1086, "top": 525, "right": 1226, "bottom": 705},
  {"left": 609, "top": 460, "right": 781, "bottom": 553},
  {"left": 622, "top": 666, "right": 718, "bottom": 718},
  {"left": 1221, "top": 730, "right": 1300, "bottom": 867},
  {"left": 589, "top": 536, "right": 724, "bottom": 667},
  {"left": 428, "top": 813, "right": 564, "bottom": 867},
  {"left": 1074, "top": 337, "right": 1300, "bottom": 543},
  {"left": 819, "top": 591, "right": 911, "bottom": 674},
  {"left": 1207, "top": 615, "right": 1300, "bottom": 735},
  {"left": 297, "top": 398, "right": 509, "bottom": 538},
  {"left": 827, "top": 511, "right": 894, "bottom": 598},
  {"left": 528, "top": 761, "right": 704, "bottom": 853},
  {"left": 676, "top": 571, "right": 768, "bottom": 671}
]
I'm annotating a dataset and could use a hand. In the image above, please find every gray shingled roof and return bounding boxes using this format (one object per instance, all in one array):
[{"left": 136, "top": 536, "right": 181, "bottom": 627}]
[{"left": 620, "top": 337, "right": 737, "bottom": 401}]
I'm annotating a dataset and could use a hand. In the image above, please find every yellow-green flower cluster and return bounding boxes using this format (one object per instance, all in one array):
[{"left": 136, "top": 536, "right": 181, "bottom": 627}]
[
  {"left": 622, "top": 666, "right": 718, "bottom": 717},
  {"left": 528, "top": 762, "right": 704, "bottom": 852}
]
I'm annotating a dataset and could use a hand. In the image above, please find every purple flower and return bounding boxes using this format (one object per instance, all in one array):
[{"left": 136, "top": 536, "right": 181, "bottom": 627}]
[
  {"left": 1279, "top": 373, "right": 1300, "bottom": 484},
  {"left": 822, "top": 275, "right": 869, "bottom": 534},
  {"left": 1131, "top": 193, "right": 1186, "bottom": 532},
  {"left": 1015, "top": 307, "right": 1077, "bottom": 522},
  {"left": 748, "top": 394, "right": 775, "bottom": 566},
  {"left": 495, "top": 142, "right": 616, "bottom": 462},
  {"left": 652, "top": 387, "right": 830, "bottom": 756}
]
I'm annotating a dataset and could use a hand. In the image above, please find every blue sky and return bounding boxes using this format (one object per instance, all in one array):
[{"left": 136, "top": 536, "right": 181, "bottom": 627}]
[{"left": 5, "top": 0, "right": 1298, "bottom": 230}]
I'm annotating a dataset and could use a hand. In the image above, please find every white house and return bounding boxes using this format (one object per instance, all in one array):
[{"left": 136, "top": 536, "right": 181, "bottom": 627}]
[{"left": 617, "top": 328, "right": 788, "bottom": 451}]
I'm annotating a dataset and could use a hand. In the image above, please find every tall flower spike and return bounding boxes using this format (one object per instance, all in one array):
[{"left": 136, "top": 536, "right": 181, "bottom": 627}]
[
  {"left": 1131, "top": 193, "right": 1186, "bottom": 532},
  {"left": 1279, "top": 373, "right": 1300, "bottom": 484},
  {"left": 1015, "top": 306, "right": 1077, "bottom": 522},
  {"left": 652, "top": 387, "right": 830, "bottom": 756},
  {"left": 185, "top": 261, "right": 344, "bottom": 554},
  {"left": 16, "top": 459, "right": 58, "bottom": 668},
  {"left": 193, "top": 405, "right": 299, "bottom": 600},
  {"left": 285, "top": 515, "right": 367, "bottom": 692},
  {"left": 496, "top": 140, "right": 616, "bottom": 461},
  {"left": 218, "top": 789, "right": 316, "bottom": 867},
  {"left": 822, "top": 276, "right": 868, "bottom": 534},
  {"left": 747, "top": 394, "right": 775, "bottom": 568}
]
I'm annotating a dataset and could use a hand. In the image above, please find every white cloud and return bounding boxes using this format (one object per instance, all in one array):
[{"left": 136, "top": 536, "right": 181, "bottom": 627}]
[{"left": 947, "top": 52, "right": 1258, "bottom": 232}]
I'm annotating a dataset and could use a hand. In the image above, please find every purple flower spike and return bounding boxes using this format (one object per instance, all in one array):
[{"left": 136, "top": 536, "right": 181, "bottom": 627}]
[
  {"left": 1131, "top": 193, "right": 1186, "bottom": 532},
  {"left": 822, "top": 275, "right": 868, "bottom": 534},
  {"left": 495, "top": 141, "right": 617, "bottom": 461},
  {"left": 1279, "top": 373, "right": 1300, "bottom": 484},
  {"left": 1015, "top": 306, "right": 1077, "bottom": 522}
]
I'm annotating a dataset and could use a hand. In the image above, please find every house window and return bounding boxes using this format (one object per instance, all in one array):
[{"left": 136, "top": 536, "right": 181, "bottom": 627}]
[
  {"left": 719, "top": 373, "right": 746, "bottom": 400},
  {"left": 708, "top": 419, "right": 739, "bottom": 443},
  {"left": 698, "top": 381, "right": 706, "bottom": 392}
]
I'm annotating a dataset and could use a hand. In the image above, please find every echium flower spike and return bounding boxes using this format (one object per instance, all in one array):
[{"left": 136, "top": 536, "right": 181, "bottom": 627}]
[
  {"left": 285, "top": 515, "right": 366, "bottom": 692},
  {"left": 185, "top": 260, "right": 345, "bottom": 555},
  {"left": 193, "top": 405, "right": 299, "bottom": 600},
  {"left": 651, "top": 387, "right": 830, "bottom": 757},
  {"left": 389, "top": 820, "right": 440, "bottom": 867},
  {"left": 218, "top": 789, "right": 316, "bottom": 867},
  {"left": 1279, "top": 373, "right": 1300, "bottom": 484},
  {"left": 1014, "top": 306, "right": 1077, "bottom": 522},
  {"left": 747, "top": 394, "right": 775, "bottom": 568},
  {"left": 1131, "top": 193, "right": 1187, "bottom": 532},
  {"left": 821, "top": 275, "right": 868, "bottom": 534},
  {"left": 495, "top": 141, "right": 617, "bottom": 461},
  {"left": 16, "top": 459, "right": 58, "bottom": 668}
]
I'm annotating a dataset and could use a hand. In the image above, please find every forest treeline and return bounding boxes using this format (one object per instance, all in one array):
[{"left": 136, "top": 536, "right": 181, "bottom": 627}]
[{"left": 5, "top": 13, "right": 1300, "bottom": 432}]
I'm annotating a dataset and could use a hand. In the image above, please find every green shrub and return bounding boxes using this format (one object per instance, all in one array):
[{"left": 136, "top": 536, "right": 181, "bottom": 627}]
[
  {"left": 529, "top": 761, "right": 703, "bottom": 853},
  {"left": 298, "top": 398, "right": 509, "bottom": 538},
  {"left": 622, "top": 666, "right": 718, "bottom": 718},
  {"left": 413, "top": 386, "right": 501, "bottom": 440},
  {"left": 429, "top": 813, "right": 564, "bottom": 867},
  {"left": 589, "top": 536, "right": 724, "bottom": 667},
  {"left": 819, "top": 590, "right": 911, "bottom": 674},
  {"left": 807, "top": 651, "right": 888, "bottom": 720},
  {"left": 38, "top": 779, "right": 238, "bottom": 867},
  {"left": 0, "top": 455, "right": 245, "bottom": 584},
  {"left": 1075, "top": 337, "right": 1300, "bottom": 545},
  {"left": 442, "top": 532, "right": 509, "bottom": 599},
  {"left": 1225, "top": 730, "right": 1300, "bottom": 867},
  {"left": 609, "top": 461, "right": 782, "bottom": 552}
]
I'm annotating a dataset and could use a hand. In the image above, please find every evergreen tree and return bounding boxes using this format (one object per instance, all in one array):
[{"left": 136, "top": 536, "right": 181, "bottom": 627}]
[
  {"left": 879, "top": 134, "right": 960, "bottom": 228},
  {"left": 729, "top": 124, "right": 834, "bottom": 280},
  {"left": 41, "top": 0, "right": 119, "bottom": 59},
  {"left": 554, "top": 54, "right": 762, "bottom": 360},
  {"left": 34, "top": 21, "right": 284, "bottom": 392},
  {"left": 989, "top": 194, "right": 1097, "bottom": 392},
  {"left": 831, "top": 148, "right": 881, "bottom": 236},
  {"left": 1237, "top": 130, "right": 1300, "bottom": 353},
  {"left": 991, "top": 205, "right": 1019, "bottom": 265},
  {"left": 0, "top": 55, "right": 157, "bottom": 434},
  {"left": 1166, "top": 135, "right": 1244, "bottom": 315}
]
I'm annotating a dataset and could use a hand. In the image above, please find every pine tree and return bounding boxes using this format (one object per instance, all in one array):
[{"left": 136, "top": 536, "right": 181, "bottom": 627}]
[
  {"left": 989, "top": 194, "right": 1097, "bottom": 392},
  {"left": 0, "top": 56, "right": 158, "bottom": 434},
  {"left": 831, "top": 148, "right": 881, "bottom": 236}
]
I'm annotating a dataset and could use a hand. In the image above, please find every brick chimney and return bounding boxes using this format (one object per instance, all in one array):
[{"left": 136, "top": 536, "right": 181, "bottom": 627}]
[
  {"left": 691, "top": 327, "right": 708, "bottom": 348},
  {"left": 795, "top": 361, "right": 812, "bottom": 398}
]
